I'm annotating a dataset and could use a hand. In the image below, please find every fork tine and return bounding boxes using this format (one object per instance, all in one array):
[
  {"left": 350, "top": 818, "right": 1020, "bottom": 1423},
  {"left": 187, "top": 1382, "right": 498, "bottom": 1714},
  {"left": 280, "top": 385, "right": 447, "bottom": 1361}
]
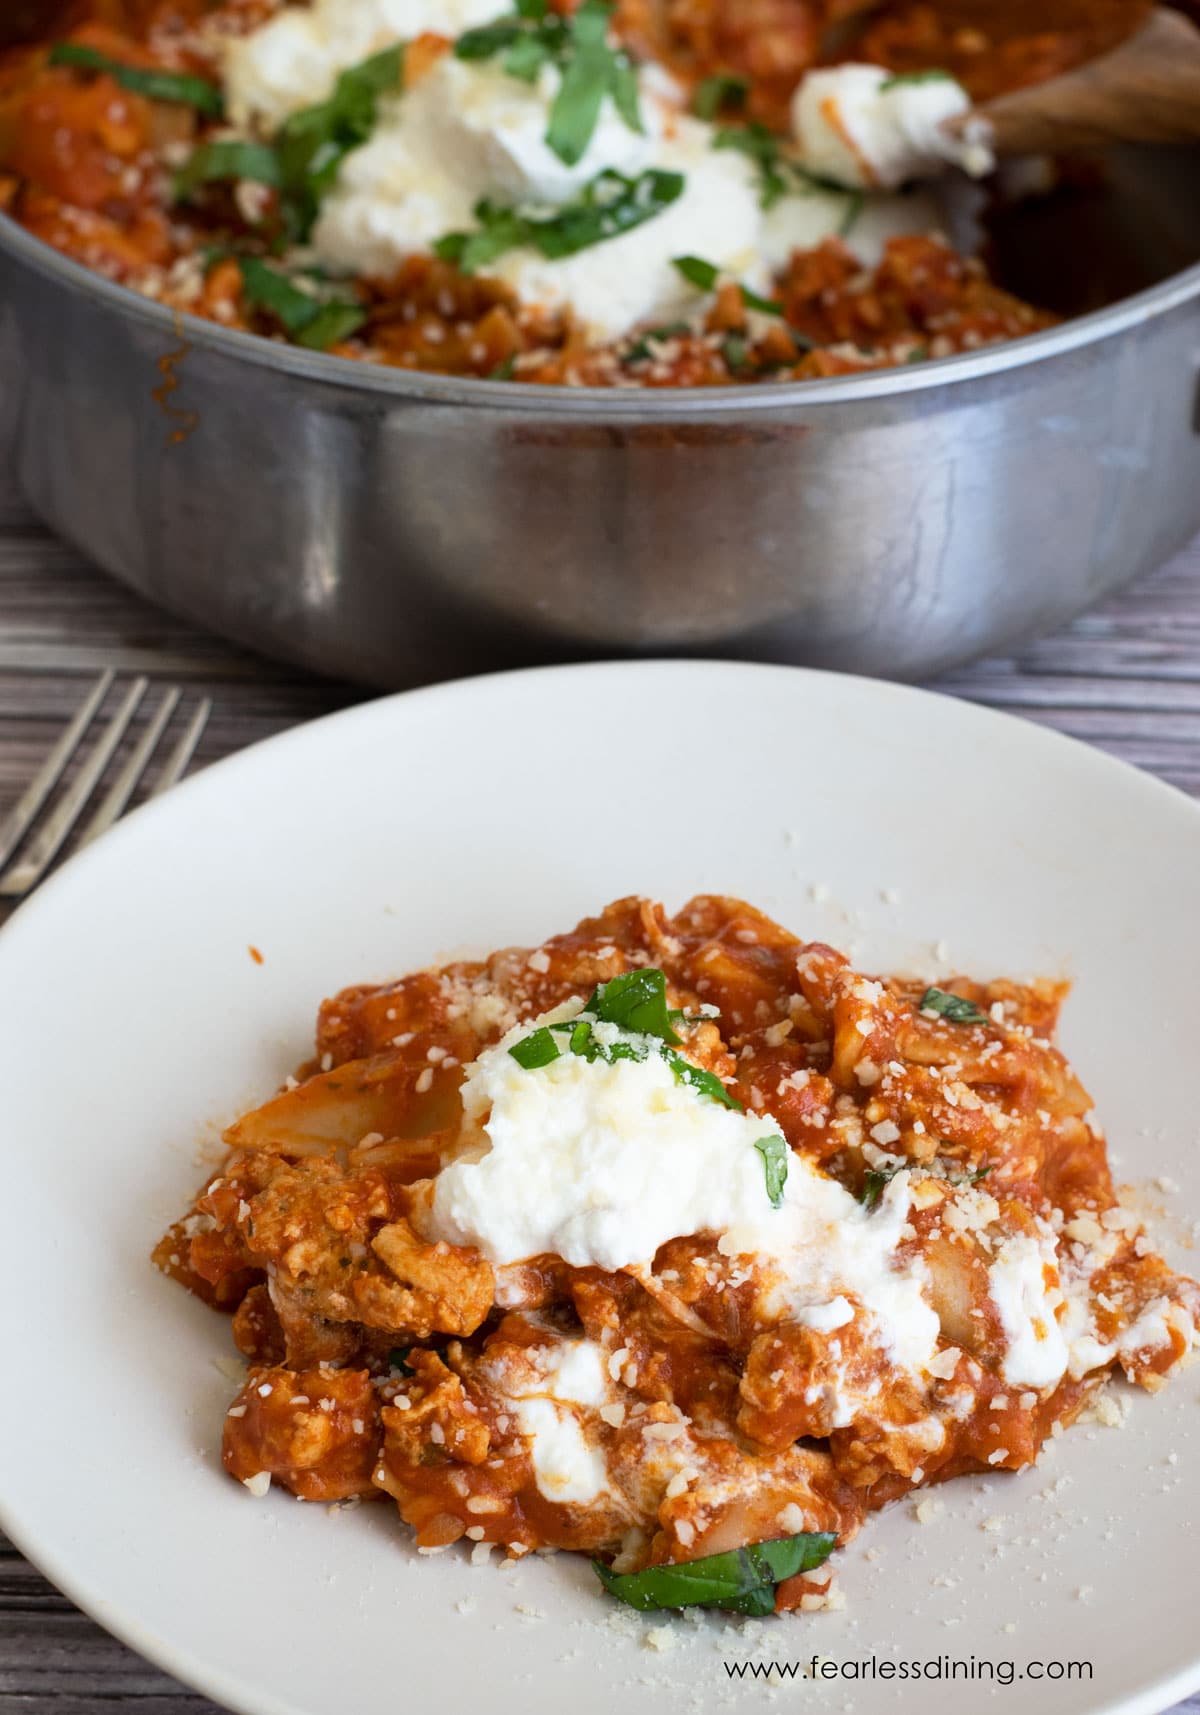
[
  {"left": 147, "top": 696, "right": 211, "bottom": 797},
  {"left": 0, "top": 670, "right": 114, "bottom": 871},
  {"left": 74, "top": 686, "right": 182, "bottom": 854},
  {"left": 0, "top": 677, "right": 148, "bottom": 897}
]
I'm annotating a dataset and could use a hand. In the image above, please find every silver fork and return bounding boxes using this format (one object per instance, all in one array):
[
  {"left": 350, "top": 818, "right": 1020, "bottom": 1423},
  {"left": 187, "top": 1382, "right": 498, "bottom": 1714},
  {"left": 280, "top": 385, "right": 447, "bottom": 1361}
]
[{"left": 0, "top": 671, "right": 212, "bottom": 899}]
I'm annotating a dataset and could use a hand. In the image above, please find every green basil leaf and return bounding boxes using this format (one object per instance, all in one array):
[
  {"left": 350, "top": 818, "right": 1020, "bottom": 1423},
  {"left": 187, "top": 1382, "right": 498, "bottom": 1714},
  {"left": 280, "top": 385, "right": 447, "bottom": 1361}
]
[
  {"left": 860, "top": 1164, "right": 903, "bottom": 1209},
  {"left": 503, "top": 32, "right": 553, "bottom": 81},
  {"left": 173, "top": 139, "right": 283, "bottom": 203},
  {"left": 508, "top": 1026, "right": 563, "bottom": 1069},
  {"left": 584, "top": 968, "right": 682, "bottom": 1045},
  {"left": 713, "top": 121, "right": 788, "bottom": 209},
  {"left": 455, "top": 19, "right": 525, "bottom": 60},
  {"left": 387, "top": 1346, "right": 415, "bottom": 1375},
  {"left": 739, "top": 283, "right": 783, "bottom": 316},
  {"left": 673, "top": 253, "right": 719, "bottom": 291},
  {"left": 906, "top": 344, "right": 930, "bottom": 363},
  {"left": 295, "top": 300, "right": 367, "bottom": 349},
  {"left": 667, "top": 1052, "right": 742, "bottom": 1111},
  {"left": 237, "top": 256, "right": 364, "bottom": 349},
  {"left": 753, "top": 1135, "right": 788, "bottom": 1208},
  {"left": 721, "top": 331, "right": 750, "bottom": 371},
  {"left": 839, "top": 188, "right": 865, "bottom": 236},
  {"left": 517, "top": 0, "right": 548, "bottom": 15},
  {"left": 546, "top": 0, "right": 616, "bottom": 165},
  {"left": 441, "top": 169, "right": 683, "bottom": 273},
  {"left": 692, "top": 72, "right": 748, "bottom": 121},
  {"left": 673, "top": 255, "right": 781, "bottom": 317},
  {"left": 488, "top": 353, "right": 518, "bottom": 379},
  {"left": 880, "top": 67, "right": 954, "bottom": 90},
  {"left": 918, "top": 987, "right": 990, "bottom": 1027},
  {"left": 49, "top": 40, "right": 224, "bottom": 115},
  {"left": 608, "top": 52, "right": 643, "bottom": 135},
  {"left": 593, "top": 1532, "right": 837, "bottom": 1613},
  {"left": 276, "top": 43, "right": 404, "bottom": 239}
]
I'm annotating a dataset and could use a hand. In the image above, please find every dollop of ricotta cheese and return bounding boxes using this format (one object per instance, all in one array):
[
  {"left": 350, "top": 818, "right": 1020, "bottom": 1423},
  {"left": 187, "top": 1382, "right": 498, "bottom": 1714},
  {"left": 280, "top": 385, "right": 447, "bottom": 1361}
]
[
  {"left": 224, "top": 0, "right": 502, "bottom": 131},
  {"left": 791, "top": 64, "right": 994, "bottom": 191},
  {"left": 428, "top": 1003, "right": 946, "bottom": 1384},
  {"left": 311, "top": 57, "right": 763, "bottom": 340}
]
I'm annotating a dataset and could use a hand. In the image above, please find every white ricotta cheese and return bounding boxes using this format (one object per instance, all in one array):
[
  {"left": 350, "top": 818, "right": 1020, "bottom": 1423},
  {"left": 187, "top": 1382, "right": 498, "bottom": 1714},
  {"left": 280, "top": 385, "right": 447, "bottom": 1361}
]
[
  {"left": 488, "top": 1336, "right": 615, "bottom": 1506},
  {"left": 224, "top": 0, "right": 502, "bottom": 131},
  {"left": 312, "top": 61, "right": 761, "bottom": 339},
  {"left": 430, "top": 1000, "right": 788, "bottom": 1270},
  {"left": 791, "top": 64, "right": 994, "bottom": 191},
  {"left": 485, "top": 116, "right": 762, "bottom": 340},
  {"left": 987, "top": 1230, "right": 1070, "bottom": 1389},
  {"left": 759, "top": 182, "right": 943, "bottom": 271}
]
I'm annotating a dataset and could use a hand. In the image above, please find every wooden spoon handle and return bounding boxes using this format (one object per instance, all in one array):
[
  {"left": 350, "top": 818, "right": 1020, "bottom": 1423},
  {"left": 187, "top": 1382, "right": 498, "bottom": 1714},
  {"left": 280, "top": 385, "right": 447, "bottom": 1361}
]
[{"left": 951, "top": 6, "right": 1200, "bottom": 154}]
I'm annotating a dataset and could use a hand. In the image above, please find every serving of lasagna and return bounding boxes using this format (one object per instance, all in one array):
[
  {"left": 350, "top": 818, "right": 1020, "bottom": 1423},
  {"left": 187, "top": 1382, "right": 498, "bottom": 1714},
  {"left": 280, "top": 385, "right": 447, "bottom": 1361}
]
[{"left": 155, "top": 894, "right": 1198, "bottom": 1618}]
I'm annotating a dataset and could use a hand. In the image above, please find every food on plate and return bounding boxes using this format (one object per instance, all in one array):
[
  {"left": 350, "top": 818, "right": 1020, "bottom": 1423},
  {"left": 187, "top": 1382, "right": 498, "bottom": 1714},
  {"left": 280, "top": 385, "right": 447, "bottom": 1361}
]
[
  {"left": 0, "top": 0, "right": 1072, "bottom": 384},
  {"left": 156, "top": 895, "right": 1199, "bottom": 1615}
]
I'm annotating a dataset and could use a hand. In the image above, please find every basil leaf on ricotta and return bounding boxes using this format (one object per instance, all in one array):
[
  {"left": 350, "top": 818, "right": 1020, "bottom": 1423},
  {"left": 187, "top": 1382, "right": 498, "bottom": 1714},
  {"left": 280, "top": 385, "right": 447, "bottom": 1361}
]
[
  {"left": 436, "top": 168, "right": 684, "bottom": 273},
  {"left": 508, "top": 1026, "right": 563, "bottom": 1069},
  {"left": 238, "top": 258, "right": 366, "bottom": 349},
  {"left": 754, "top": 1135, "right": 789, "bottom": 1208},
  {"left": 584, "top": 968, "right": 682, "bottom": 1045},
  {"left": 712, "top": 121, "right": 789, "bottom": 208},
  {"left": 918, "top": 987, "right": 990, "bottom": 1026},
  {"left": 593, "top": 1532, "right": 837, "bottom": 1613},
  {"left": 275, "top": 43, "right": 405, "bottom": 239},
  {"left": 547, "top": 0, "right": 642, "bottom": 164},
  {"left": 49, "top": 40, "right": 224, "bottom": 115}
]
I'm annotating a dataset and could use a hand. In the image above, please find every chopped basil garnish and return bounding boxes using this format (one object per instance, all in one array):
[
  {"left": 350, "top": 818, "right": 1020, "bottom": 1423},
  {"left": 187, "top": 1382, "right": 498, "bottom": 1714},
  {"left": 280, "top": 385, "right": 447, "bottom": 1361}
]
[
  {"left": 387, "top": 1347, "right": 415, "bottom": 1375},
  {"left": 918, "top": 987, "right": 990, "bottom": 1027},
  {"left": 238, "top": 257, "right": 365, "bottom": 350},
  {"left": 173, "top": 45, "right": 402, "bottom": 239},
  {"left": 583, "top": 967, "right": 682, "bottom": 1044},
  {"left": 594, "top": 1532, "right": 836, "bottom": 1614},
  {"left": 547, "top": 0, "right": 641, "bottom": 164},
  {"left": 839, "top": 189, "right": 865, "bottom": 236},
  {"left": 456, "top": 0, "right": 640, "bottom": 166},
  {"left": 721, "top": 331, "right": 750, "bottom": 372},
  {"left": 672, "top": 255, "right": 783, "bottom": 317},
  {"left": 906, "top": 344, "right": 930, "bottom": 363},
  {"left": 860, "top": 1164, "right": 903, "bottom": 1209},
  {"left": 436, "top": 168, "right": 683, "bottom": 274},
  {"left": 669, "top": 1054, "right": 741, "bottom": 1110},
  {"left": 713, "top": 121, "right": 789, "bottom": 208},
  {"left": 692, "top": 72, "right": 748, "bottom": 121},
  {"left": 488, "top": 353, "right": 518, "bottom": 379},
  {"left": 880, "top": 68, "right": 954, "bottom": 91},
  {"left": 49, "top": 40, "right": 224, "bottom": 115},
  {"left": 274, "top": 44, "right": 404, "bottom": 239},
  {"left": 173, "top": 139, "right": 283, "bottom": 204},
  {"left": 754, "top": 1135, "right": 788, "bottom": 1208},
  {"left": 509, "top": 1026, "right": 563, "bottom": 1069},
  {"left": 506, "top": 967, "right": 741, "bottom": 1109}
]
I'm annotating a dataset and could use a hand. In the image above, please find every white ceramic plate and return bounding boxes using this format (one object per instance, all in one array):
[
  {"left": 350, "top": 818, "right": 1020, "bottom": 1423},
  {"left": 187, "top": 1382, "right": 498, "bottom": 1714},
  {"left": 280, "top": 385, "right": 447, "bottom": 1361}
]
[{"left": 2, "top": 661, "right": 1199, "bottom": 1715}]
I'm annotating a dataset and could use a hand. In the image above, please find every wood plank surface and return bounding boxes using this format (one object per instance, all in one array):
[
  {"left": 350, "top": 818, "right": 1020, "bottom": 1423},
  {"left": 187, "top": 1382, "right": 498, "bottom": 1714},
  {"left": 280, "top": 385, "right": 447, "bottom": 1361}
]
[{"left": 1, "top": 408, "right": 1199, "bottom": 1714}]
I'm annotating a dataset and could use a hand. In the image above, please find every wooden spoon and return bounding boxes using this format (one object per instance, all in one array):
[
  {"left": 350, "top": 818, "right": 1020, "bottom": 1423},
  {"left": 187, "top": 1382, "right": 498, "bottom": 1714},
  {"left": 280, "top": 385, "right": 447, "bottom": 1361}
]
[{"left": 946, "top": 5, "right": 1200, "bottom": 154}]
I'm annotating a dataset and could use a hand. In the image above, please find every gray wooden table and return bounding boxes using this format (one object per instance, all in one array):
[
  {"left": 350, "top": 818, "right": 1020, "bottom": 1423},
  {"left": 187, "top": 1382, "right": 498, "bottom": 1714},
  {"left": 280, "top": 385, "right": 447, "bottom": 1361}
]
[{"left": 2, "top": 437, "right": 1199, "bottom": 1713}]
